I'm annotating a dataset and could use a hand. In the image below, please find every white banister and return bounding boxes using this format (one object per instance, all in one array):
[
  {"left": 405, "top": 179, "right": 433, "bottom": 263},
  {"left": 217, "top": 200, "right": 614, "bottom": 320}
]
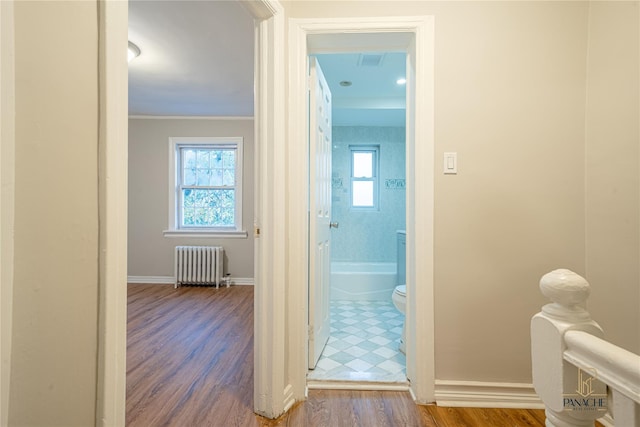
[
  {"left": 564, "top": 330, "right": 640, "bottom": 404},
  {"left": 531, "top": 269, "right": 640, "bottom": 427}
]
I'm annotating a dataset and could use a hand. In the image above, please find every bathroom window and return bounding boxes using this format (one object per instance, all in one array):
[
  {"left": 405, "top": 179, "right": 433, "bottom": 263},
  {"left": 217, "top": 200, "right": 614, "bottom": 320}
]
[
  {"left": 350, "top": 145, "right": 379, "bottom": 210},
  {"left": 164, "top": 137, "right": 247, "bottom": 238}
]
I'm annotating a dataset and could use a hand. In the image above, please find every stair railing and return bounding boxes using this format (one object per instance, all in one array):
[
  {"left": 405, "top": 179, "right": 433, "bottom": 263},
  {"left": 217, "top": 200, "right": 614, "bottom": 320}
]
[{"left": 531, "top": 269, "right": 640, "bottom": 427}]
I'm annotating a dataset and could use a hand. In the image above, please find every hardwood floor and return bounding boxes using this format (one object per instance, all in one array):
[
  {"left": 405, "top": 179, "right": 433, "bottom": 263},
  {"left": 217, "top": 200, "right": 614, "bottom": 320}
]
[
  {"left": 127, "top": 284, "right": 255, "bottom": 426},
  {"left": 259, "top": 392, "right": 553, "bottom": 426},
  {"left": 126, "top": 284, "right": 594, "bottom": 426}
]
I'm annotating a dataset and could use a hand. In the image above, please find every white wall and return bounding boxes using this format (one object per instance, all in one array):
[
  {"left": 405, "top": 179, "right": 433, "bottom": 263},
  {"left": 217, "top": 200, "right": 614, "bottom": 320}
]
[
  {"left": 128, "top": 118, "right": 255, "bottom": 281},
  {"left": 285, "top": 0, "right": 638, "bottom": 383},
  {"left": 584, "top": 1, "right": 640, "bottom": 354},
  {"left": 430, "top": 0, "right": 588, "bottom": 384},
  {"left": 9, "top": 1, "right": 100, "bottom": 424}
]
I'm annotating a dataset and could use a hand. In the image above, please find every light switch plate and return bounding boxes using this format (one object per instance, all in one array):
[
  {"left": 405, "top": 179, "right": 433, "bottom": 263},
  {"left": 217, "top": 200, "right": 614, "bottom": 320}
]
[{"left": 444, "top": 152, "right": 457, "bottom": 174}]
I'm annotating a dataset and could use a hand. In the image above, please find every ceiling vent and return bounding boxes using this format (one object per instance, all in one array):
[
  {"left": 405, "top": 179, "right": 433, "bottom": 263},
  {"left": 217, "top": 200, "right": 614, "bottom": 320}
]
[{"left": 357, "top": 53, "right": 385, "bottom": 67}]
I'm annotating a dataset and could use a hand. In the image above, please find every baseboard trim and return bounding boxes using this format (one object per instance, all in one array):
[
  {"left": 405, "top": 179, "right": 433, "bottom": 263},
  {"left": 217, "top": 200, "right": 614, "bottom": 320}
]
[
  {"left": 127, "top": 276, "right": 174, "bottom": 284},
  {"left": 435, "top": 380, "right": 545, "bottom": 409},
  {"left": 231, "top": 277, "right": 255, "bottom": 286},
  {"left": 127, "top": 276, "right": 254, "bottom": 285},
  {"left": 283, "top": 384, "right": 295, "bottom": 413},
  {"left": 435, "top": 381, "right": 615, "bottom": 425}
]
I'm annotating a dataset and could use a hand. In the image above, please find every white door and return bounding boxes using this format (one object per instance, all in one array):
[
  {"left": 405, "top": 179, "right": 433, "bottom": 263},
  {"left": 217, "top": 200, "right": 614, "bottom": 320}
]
[{"left": 308, "top": 57, "right": 332, "bottom": 369}]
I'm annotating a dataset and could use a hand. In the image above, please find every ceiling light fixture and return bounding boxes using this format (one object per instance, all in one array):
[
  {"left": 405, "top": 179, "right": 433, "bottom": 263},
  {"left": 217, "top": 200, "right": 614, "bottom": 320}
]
[
  {"left": 396, "top": 77, "right": 407, "bottom": 85},
  {"left": 128, "top": 41, "right": 141, "bottom": 63},
  {"left": 339, "top": 80, "right": 352, "bottom": 87}
]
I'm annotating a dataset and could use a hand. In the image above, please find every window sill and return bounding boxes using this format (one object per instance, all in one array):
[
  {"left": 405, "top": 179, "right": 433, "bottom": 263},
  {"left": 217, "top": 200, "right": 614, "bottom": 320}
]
[{"left": 163, "top": 229, "right": 249, "bottom": 239}]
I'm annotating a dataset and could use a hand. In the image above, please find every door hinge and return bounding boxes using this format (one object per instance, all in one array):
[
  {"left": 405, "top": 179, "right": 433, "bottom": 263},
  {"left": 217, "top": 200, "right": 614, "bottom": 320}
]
[{"left": 308, "top": 325, "right": 313, "bottom": 337}]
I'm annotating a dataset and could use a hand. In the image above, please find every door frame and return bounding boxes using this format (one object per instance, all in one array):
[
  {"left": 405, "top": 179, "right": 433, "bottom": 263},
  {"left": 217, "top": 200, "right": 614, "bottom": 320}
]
[
  {"left": 97, "top": 0, "right": 287, "bottom": 422},
  {"left": 287, "top": 16, "right": 435, "bottom": 403},
  {"left": 240, "top": 0, "right": 290, "bottom": 419},
  {"left": 96, "top": 2, "right": 129, "bottom": 425},
  {"left": 0, "top": 1, "right": 15, "bottom": 425}
]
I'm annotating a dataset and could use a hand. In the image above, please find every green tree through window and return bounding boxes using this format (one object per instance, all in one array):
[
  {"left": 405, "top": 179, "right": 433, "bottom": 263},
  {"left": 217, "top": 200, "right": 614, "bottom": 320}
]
[
  {"left": 180, "top": 148, "right": 236, "bottom": 227},
  {"left": 169, "top": 137, "right": 244, "bottom": 232}
]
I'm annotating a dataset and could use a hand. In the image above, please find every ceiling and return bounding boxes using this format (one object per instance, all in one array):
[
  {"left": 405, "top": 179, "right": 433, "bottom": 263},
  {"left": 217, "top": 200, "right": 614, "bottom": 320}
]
[{"left": 128, "top": 0, "right": 406, "bottom": 126}]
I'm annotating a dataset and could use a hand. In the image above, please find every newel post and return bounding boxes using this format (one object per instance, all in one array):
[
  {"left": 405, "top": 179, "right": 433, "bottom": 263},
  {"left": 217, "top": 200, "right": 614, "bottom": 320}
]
[{"left": 531, "top": 269, "right": 606, "bottom": 427}]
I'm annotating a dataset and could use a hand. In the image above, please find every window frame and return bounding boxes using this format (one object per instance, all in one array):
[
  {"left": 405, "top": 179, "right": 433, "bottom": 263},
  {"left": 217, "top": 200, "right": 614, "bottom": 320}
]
[
  {"left": 349, "top": 145, "right": 380, "bottom": 211},
  {"left": 164, "top": 137, "right": 247, "bottom": 238}
]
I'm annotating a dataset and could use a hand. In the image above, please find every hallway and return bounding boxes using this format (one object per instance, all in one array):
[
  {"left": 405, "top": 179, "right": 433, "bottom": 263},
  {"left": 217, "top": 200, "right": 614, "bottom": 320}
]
[{"left": 125, "top": 284, "right": 599, "bottom": 426}]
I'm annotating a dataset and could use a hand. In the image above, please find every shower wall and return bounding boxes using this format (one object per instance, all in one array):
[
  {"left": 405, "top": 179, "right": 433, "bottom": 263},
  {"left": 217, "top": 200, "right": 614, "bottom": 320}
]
[{"left": 331, "top": 126, "right": 406, "bottom": 262}]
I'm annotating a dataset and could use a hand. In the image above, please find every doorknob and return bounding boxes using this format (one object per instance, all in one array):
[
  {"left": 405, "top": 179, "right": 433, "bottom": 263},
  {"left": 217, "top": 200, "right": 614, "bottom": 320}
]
[{"left": 330, "top": 222, "right": 339, "bottom": 229}]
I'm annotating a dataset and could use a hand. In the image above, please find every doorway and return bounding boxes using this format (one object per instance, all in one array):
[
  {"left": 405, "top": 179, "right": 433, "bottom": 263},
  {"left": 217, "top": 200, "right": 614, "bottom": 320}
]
[
  {"left": 97, "top": 0, "right": 285, "bottom": 422},
  {"left": 126, "top": 0, "right": 256, "bottom": 417},
  {"left": 288, "top": 17, "right": 435, "bottom": 403},
  {"left": 306, "top": 52, "right": 408, "bottom": 386}
]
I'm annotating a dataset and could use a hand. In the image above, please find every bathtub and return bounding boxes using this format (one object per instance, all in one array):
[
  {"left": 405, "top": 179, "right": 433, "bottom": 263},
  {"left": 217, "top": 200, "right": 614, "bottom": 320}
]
[{"left": 330, "top": 262, "right": 398, "bottom": 301}]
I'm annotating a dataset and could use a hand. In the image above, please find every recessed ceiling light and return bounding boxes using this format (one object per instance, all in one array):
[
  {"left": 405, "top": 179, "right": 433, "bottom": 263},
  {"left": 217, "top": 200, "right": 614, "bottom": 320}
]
[
  {"left": 128, "top": 41, "right": 141, "bottom": 63},
  {"left": 396, "top": 78, "right": 406, "bottom": 85},
  {"left": 339, "top": 81, "right": 352, "bottom": 87}
]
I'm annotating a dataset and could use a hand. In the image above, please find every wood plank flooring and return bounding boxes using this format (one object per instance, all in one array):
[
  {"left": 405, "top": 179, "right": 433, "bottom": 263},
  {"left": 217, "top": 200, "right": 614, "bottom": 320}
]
[
  {"left": 127, "top": 284, "right": 256, "bottom": 426},
  {"left": 126, "top": 284, "right": 597, "bottom": 427}
]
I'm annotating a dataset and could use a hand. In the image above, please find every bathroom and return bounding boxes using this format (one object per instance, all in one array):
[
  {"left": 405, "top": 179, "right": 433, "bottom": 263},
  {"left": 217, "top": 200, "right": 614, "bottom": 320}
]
[{"left": 307, "top": 52, "right": 407, "bottom": 384}]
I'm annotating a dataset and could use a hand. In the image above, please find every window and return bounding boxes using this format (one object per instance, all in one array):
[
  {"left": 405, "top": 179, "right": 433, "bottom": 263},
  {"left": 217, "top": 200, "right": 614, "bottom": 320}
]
[
  {"left": 165, "top": 137, "right": 246, "bottom": 238},
  {"left": 350, "top": 145, "right": 379, "bottom": 210}
]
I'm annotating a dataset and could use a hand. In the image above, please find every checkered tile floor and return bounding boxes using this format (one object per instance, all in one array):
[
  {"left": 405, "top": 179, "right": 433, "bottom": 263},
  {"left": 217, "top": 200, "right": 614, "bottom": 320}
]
[{"left": 307, "top": 300, "right": 406, "bottom": 383}]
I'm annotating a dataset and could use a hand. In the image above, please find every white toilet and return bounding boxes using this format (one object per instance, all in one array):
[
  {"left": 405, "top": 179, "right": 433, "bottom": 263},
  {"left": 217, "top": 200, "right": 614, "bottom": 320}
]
[
  {"left": 392, "top": 230, "right": 407, "bottom": 354},
  {"left": 392, "top": 284, "right": 406, "bottom": 354}
]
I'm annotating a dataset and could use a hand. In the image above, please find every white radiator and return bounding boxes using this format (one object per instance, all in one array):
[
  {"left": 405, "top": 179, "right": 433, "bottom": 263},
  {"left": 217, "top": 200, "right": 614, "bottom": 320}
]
[{"left": 174, "top": 246, "right": 225, "bottom": 288}]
